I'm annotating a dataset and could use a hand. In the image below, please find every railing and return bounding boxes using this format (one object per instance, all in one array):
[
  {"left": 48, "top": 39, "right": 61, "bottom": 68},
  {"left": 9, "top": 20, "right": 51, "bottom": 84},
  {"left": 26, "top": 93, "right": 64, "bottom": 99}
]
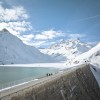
[{"left": 0, "top": 74, "right": 45, "bottom": 90}]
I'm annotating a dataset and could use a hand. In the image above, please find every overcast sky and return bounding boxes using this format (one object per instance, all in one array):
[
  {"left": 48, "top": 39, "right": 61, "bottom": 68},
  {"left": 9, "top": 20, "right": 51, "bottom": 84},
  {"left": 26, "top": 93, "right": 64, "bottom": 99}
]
[{"left": 0, "top": 0, "right": 100, "bottom": 47}]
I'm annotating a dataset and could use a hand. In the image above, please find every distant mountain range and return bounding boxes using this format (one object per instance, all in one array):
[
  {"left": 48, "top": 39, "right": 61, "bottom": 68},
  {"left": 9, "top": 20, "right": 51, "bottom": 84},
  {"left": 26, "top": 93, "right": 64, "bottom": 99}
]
[{"left": 40, "top": 38, "right": 93, "bottom": 62}]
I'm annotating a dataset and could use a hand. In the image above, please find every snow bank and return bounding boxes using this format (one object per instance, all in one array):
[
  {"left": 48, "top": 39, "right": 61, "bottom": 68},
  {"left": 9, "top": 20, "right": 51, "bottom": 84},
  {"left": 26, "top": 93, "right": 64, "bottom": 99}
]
[{"left": 0, "top": 63, "right": 67, "bottom": 69}]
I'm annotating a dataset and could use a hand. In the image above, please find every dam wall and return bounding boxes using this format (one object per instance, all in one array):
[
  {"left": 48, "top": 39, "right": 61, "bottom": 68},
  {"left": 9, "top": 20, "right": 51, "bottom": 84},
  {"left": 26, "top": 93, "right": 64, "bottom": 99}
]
[{"left": 0, "top": 64, "right": 100, "bottom": 100}]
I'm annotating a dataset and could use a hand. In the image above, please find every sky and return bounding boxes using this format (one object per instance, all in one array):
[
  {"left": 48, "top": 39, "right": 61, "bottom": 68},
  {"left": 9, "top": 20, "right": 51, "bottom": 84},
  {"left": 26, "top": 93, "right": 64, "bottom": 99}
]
[{"left": 0, "top": 0, "right": 100, "bottom": 47}]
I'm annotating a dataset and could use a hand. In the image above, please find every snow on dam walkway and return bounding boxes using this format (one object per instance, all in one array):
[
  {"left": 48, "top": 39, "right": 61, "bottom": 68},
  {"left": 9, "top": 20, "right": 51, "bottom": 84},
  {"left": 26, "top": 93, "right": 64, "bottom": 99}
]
[{"left": 0, "top": 64, "right": 100, "bottom": 100}]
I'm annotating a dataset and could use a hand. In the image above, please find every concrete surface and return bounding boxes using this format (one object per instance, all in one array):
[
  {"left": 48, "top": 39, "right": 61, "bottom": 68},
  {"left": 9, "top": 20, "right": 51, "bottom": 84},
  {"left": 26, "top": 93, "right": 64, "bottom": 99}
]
[{"left": 0, "top": 64, "right": 100, "bottom": 100}]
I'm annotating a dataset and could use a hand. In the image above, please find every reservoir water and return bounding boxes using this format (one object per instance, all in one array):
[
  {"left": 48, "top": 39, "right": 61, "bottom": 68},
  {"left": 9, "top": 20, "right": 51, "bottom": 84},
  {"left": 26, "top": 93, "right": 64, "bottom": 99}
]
[{"left": 0, "top": 67, "right": 59, "bottom": 85}]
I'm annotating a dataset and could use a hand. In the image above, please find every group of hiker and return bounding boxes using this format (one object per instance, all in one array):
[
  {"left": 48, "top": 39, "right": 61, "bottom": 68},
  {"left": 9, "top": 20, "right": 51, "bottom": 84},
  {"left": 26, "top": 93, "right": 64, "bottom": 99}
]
[{"left": 46, "top": 73, "right": 52, "bottom": 76}]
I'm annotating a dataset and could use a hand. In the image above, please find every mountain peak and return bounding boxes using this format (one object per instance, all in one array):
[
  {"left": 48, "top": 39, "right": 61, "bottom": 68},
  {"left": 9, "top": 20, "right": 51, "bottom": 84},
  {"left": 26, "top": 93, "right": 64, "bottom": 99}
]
[
  {"left": 1, "top": 28, "right": 9, "bottom": 33},
  {"left": 68, "top": 38, "right": 80, "bottom": 42},
  {"left": 60, "top": 39, "right": 66, "bottom": 44}
]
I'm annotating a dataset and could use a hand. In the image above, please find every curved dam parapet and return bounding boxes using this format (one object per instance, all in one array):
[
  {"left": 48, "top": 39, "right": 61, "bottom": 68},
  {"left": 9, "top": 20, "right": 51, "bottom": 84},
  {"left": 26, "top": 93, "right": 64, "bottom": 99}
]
[{"left": 0, "top": 64, "right": 100, "bottom": 100}]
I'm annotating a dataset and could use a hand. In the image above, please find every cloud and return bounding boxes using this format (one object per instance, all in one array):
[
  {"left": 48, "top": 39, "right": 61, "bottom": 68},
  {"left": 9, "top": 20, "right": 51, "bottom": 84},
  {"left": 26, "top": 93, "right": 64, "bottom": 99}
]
[
  {"left": 28, "top": 41, "right": 47, "bottom": 47},
  {"left": 78, "top": 14, "right": 100, "bottom": 21},
  {"left": 0, "top": 21, "right": 32, "bottom": 35},
  {"left": 27, "top": 29, "right": 66, "bottom": 47},
  {"left": 0, "top": 3, "right": 62, "bottom": 48},
  {"left": 27, "top": 40, "right": 56, "bottom": 48},
  {"left": 19, "top": 34, "right": 34, "bottom": 42},
  {"left": 0, "top": 5, "right": 29, "bottom": 21},
  {"left": 0, "top": 3, "right": 32, "bottom": 36},
  {"left": 0, "top": 2, "right": 87, "bottom": 48},
  {"left": 35, "top": 29, "right": 65, "bottom": 40},
  {"left": 68, "top": 33, "right": 86, "bottom": 39},
  {"left": 21, "top": 30, "right": 86, "bottom": 48}
]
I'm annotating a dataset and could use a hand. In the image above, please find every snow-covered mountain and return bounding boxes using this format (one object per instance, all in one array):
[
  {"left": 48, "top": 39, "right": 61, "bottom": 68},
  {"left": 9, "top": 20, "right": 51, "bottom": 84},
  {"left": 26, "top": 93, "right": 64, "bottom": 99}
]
[
  {"left": 40, "top": 39, "right": 92, "bottom": 62},
  {"left": 0, "top": 28, "right": 56, "bottom": 65},
  {"left": 73, "top": 42, "right": 100, "bottom": 65}
]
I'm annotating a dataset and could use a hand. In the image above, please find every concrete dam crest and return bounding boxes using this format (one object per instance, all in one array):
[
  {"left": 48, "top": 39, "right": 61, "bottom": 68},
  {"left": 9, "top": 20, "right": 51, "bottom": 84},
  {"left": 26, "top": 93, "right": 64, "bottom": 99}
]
[{"left": 0, "top": 64, "right": 100, "bottom": 100}]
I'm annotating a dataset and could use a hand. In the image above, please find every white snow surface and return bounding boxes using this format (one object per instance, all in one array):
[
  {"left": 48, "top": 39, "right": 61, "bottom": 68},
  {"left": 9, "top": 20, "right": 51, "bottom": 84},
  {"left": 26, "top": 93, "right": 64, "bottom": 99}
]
[
  {"left": 73, "top": 43, "right": 100, "bottom": 64},
  {"left": 40, "top": 39, "right": 92, "bottom": 62},
  {"left": 0, "top": 63, "right": 66, "bottom": 68},
  {"left": 0, "top": 28, "right": 57, "bottom": 65}
]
